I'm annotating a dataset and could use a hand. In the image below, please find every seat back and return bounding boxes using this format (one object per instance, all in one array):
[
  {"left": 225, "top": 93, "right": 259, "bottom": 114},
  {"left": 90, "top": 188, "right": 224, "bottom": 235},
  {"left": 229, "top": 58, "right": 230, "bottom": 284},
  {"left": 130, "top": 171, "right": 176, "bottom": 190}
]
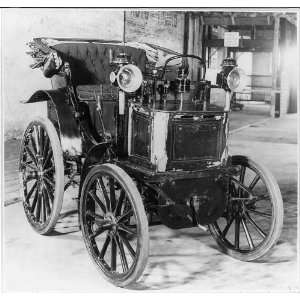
[{"left": 52, "top": 42, "right": 147, "bottom": 86}]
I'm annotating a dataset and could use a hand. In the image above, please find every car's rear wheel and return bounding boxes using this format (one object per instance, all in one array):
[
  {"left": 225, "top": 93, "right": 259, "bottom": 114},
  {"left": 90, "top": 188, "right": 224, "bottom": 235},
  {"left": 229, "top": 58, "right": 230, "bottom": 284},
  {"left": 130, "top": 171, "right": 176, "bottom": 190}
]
[{"left": 19, "top": 117, "right": 64, "bottom": 235}]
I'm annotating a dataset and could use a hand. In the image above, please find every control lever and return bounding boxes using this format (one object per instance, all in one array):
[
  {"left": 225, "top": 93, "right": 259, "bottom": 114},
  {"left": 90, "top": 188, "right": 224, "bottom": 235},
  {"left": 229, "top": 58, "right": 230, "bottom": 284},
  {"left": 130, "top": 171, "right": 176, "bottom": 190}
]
[{"left": 95, "top": 85, "right": 108, "bottom": 142}]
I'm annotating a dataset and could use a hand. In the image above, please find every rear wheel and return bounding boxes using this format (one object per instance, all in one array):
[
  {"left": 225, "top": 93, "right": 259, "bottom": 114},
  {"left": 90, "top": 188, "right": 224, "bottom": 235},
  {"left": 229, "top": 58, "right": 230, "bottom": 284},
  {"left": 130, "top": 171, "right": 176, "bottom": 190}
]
[
  {"left": 79, "top": 163, "right": 149, "bottom": 287},
  {"left": 209, "top": 155, "right": 283, "bottom": 261},
  {"left": 19, "top": 117, "right": 64, "bottom": 235}
]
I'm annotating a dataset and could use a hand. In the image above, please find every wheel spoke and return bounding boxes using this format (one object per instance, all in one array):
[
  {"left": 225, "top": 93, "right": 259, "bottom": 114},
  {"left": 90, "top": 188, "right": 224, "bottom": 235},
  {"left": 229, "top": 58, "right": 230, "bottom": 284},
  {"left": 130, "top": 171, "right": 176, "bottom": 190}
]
[
  {"left": 114, "top": 190, "right": 125, "bottom": 216},
  {"left": 222, "top": 216, "right": 234, "bottom": 238},
  {"left": 85, "top": 210, "right": 110, "bottom": 226},
  {"left": 43, "top": 149, "right": 53, "bottom": 168},
  {"left": 99, "top": 234, "right": 111, "bottom": 259},
  {"left": 35, "top": 191, "right": 42, "bottom": 222},
  {"left": 30, "top": 188, "right": 39, "bottom": 213},
  {"left": 88, "top": 191, "right": 106, "bottom": 214},
  {"left": 119, "top": 232, "right": 136, "bottom": 259},
  {"left": 241, "top": 217, "right": 254, "bottom": 250},
  {"left": 42, "top": 133, "right": 50, "bottom": 157},
  {"left": 230, "top": 196, "right": 256, "bottom": 201},
  {"left": 118, "top": 224, "right": 137, "bottom": 236},
  {"left": 247, "top": 208, "right": 272, "bottom": 218},
  {"left": 234, "top": 216, "right": 240, "bottom": 249},
  {"left": 33, "top": 125, "right": 40, "bottom": 155},
  {"left": 42, "top": 184, "right": 51, "bottom": 217},
  {"left": 249, "top": 174, "right": 260, "bottom": 190},
  {"left": 44, "top": 166, "right": 55, "bottom": 174},
  {"left": 240, "top": 165, "right": 246, "bottom": 183},
  {"left": 231, "top": 178, "right": 253, "bottom": 197},
  {"left": 43, "top": 179, "right": 54, "bottom": 204},
  {"left": 38, "top": 126, "right": 44, "bottom": 156},
  {"left": 25, "top": 181, "right": 38, "bottom": 203},
  {"left": 44, "top": 176, "right": 55, "bottom": 188},
  {"left": 245, "top": 212, "right": 266, "bottom": 238},
  {"left": 115, "top": 235, "right": 129, "bottom": 272},
  {"left": 41, "top": 191, "right": 46, "bottom": 223},
  {"left": 111, "top": 236, "right": 117, "bottom": 271},
  {"left": 97, "top": 178, "right": 111, "bottom": 212},
  {"left": 89, "top": 227, "right": 108, "bottom": 239},
  {"left": 21, "top": 161, "right": 38, "bottom": 171},
  {"left": 118, "top": 208, "right": 133, "bottom": 223},
  {"left": 109, "top": 178, "right": 116, "bottom": 212},
  {"left": 230, "top": 182, "right": 238, "bottom": 196},
  {"left": 256, "top": 193, "right": 271, "bottom": 201},
  {"left": 29, "top": 131, "right": 38, "bottom": 155},
  {"left": 238, "top": 165, "right": 246, "bottom": 197},
  {"left": 26, "top": 174, "right": 39, "bottom": 182},
  {"left": 25, "top": 145, "right": 38, "bottom": 166}
]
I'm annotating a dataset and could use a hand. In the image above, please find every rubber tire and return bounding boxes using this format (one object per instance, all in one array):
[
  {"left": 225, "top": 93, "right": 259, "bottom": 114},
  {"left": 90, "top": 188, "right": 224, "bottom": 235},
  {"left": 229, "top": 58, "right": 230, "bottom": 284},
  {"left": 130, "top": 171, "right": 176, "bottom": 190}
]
[
  {"left": 209, "top": 155, "right": 284, "bottom": 261},
  {"left": 19, "top": 117, "right": 64, "bottom": 235},
  {"left": 79, "top": 163, "right": 149, "bottom": 287}
]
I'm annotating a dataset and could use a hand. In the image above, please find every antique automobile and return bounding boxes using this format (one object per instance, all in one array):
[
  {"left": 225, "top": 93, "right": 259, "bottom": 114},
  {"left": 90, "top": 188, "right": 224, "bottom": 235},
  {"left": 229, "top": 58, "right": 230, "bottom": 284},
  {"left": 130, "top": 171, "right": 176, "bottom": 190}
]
[{"left": 19, "top": 37, "right": 283, "bottom": 287}]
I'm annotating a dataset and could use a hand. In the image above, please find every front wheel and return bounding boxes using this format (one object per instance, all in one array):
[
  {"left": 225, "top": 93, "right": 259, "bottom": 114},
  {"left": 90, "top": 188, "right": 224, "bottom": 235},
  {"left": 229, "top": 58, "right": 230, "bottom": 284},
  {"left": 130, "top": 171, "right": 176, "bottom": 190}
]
[
  {"left": 209, "top": 155, "right": 283, "bottom": 261},
  {"left": 79, "top": 163, "right": 149, "bottom": 287}
]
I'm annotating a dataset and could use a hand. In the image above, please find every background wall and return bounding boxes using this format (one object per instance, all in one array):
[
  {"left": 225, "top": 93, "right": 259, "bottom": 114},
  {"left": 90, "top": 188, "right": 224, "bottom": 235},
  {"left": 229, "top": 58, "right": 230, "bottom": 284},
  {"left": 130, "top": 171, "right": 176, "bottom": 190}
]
[
  {"left": 2, "top": 8, "right": 124, "bottom": 139},
  {"left": 2, "top": 9, "right": 185, "bottom": 139},
  {"left": 126, "top": 11, "right": 184, "bottom": 53}
]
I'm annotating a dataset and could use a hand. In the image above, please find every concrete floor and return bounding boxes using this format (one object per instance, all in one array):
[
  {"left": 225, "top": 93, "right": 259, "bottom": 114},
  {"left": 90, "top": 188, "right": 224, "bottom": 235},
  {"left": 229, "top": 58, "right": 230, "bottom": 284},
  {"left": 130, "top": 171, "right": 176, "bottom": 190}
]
[{"left": 2, "top": 108, "right": 299, "bottom": 292}]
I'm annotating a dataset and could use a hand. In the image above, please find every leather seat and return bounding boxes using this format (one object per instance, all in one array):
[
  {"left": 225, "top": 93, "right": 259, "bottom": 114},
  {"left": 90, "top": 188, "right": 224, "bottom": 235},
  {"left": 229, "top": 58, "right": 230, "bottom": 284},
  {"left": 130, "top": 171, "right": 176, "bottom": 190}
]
[
  {"left": 52, "top": 42, "right": 147, "bottom": 86},
  {"left": 49, "top": 42, "right": 147, "bottom": 138}
]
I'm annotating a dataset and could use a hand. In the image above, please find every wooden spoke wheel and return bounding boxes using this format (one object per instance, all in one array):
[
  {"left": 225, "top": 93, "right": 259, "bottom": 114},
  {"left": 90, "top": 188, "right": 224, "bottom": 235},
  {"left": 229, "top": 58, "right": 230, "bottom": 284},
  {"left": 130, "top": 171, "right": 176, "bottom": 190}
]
[
  {"left": 209, "top": 155, "right": 283, "bottom": 261},
  {"left": 79, "top": 163, "right": 149, "bottom": 287},
  {"left": 19, "top": 117, "right": 64, "bottom": 235}
]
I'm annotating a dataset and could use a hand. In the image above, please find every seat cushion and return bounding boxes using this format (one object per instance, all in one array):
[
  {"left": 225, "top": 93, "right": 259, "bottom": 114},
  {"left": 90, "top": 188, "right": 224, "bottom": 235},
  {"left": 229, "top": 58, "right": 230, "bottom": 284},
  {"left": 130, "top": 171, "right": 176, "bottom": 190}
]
[{"left": 76, "top": 84, "right": 118, "bottom": 102}]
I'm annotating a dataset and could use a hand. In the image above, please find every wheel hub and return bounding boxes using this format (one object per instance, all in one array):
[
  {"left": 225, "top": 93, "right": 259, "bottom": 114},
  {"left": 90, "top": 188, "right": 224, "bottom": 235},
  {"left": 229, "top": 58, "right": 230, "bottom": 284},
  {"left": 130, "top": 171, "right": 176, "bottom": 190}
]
[
  {"left": 36, "top": 156, "right": 44, "bottom": 179},
  {"left": 104, "top": 212, "right": 118, "bottom": 232},
  {"left": 105, "top": 212, "right": 116, "bottom": 223}
]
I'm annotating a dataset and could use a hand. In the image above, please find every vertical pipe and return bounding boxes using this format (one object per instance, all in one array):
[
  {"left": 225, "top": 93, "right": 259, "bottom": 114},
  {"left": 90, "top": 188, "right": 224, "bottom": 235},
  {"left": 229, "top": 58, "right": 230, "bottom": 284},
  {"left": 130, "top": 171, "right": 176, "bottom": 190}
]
[
  {"left": 224, "top": 91, "right": 231, "bottom": 111},
  {"left": 271, "top": 16, "right": 280, "bottom": 117},
  {"left": 123, "top": 10, "right": 126, "bottom": 45},
  {"left": 119, "top": 90, "right": 125, "bottom": 115}
]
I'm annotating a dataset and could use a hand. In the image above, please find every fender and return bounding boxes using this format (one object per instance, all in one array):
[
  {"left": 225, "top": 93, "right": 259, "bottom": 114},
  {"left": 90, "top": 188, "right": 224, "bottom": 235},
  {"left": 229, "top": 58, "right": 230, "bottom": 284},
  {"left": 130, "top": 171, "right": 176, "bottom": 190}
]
[
  {"left": 79, "top": 141, "right": 111, "bottom": 196},
  {"left": 23, "top": 88, "right": 82, "bottom": 156}
]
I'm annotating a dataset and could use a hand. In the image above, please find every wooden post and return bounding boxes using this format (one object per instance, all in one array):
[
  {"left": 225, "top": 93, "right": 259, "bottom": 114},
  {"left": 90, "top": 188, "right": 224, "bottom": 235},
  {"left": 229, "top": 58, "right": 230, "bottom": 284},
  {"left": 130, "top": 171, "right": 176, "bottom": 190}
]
[
  {"left": 201, "top": 25, "right": 207, "bottom": 62},
  {"left": 188, "top": 13, "right": 194, "bottom": 69},
  {"left": 183, "top": 12, "right": 190, "bottom": 55},
  {"left": 192, "top": 15, "right": 200, "bottom": 80},
  {"left": 271, "top": 15, "right": 280, "bottom": 117},
  {"left": 198, "top": 21, "right": 204, "bottom": 80},
  {"left": 207, "top": 26, "right": 212, "bottom": 67}
]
